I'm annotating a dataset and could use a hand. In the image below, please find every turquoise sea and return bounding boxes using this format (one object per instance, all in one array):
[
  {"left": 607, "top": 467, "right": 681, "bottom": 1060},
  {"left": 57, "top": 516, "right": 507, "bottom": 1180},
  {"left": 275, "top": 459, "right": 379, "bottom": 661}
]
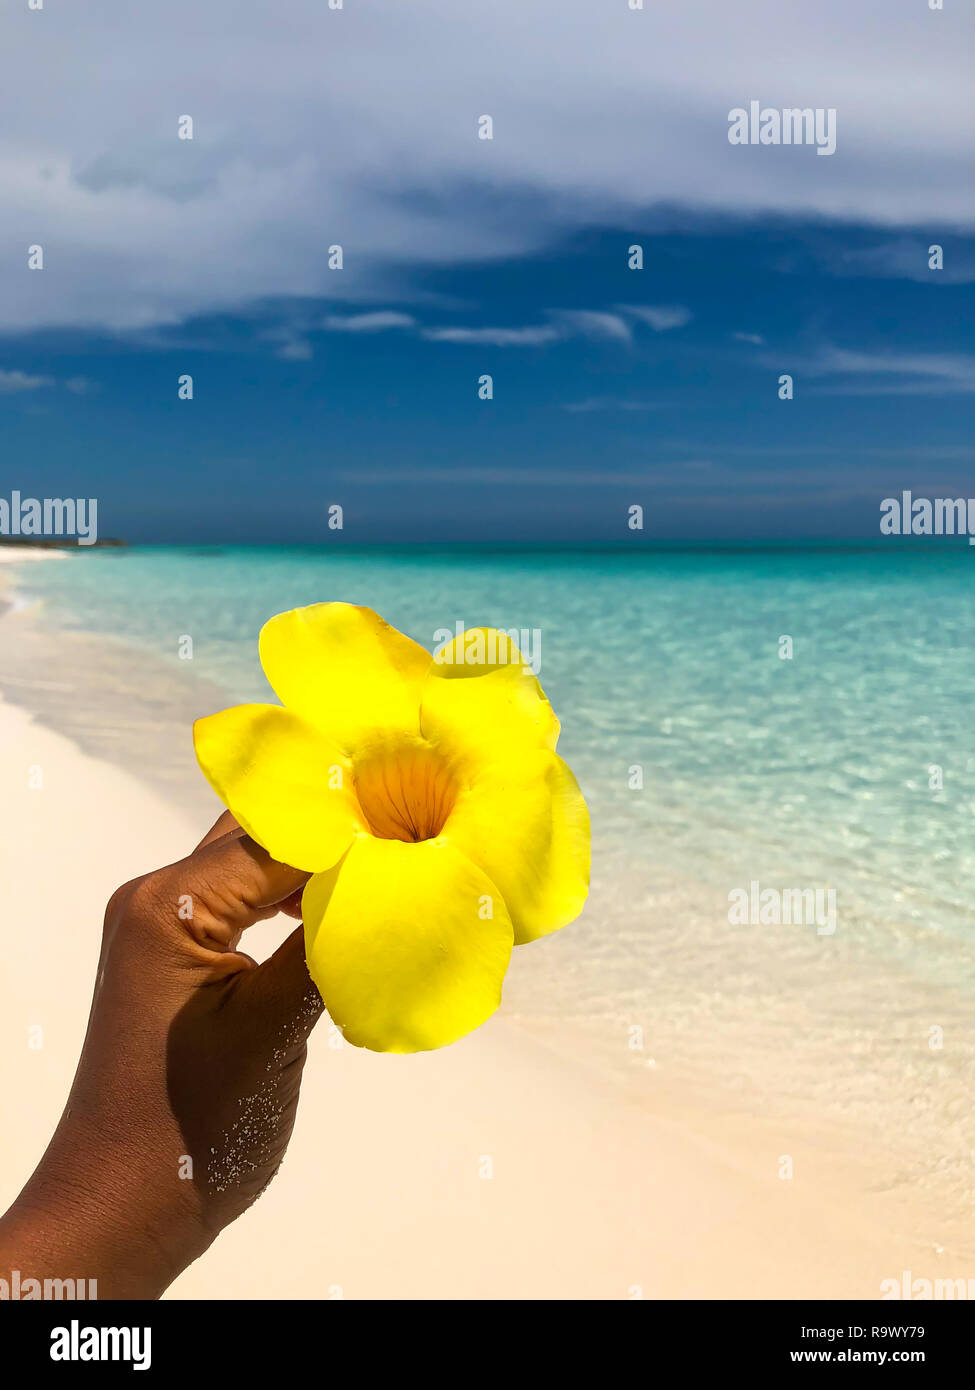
[
  {"left": 13, "top": 544, "right": 975, "bottom": 1188},
  {"left": 21, "top": 543, "right": 975, "bottom": 934}
]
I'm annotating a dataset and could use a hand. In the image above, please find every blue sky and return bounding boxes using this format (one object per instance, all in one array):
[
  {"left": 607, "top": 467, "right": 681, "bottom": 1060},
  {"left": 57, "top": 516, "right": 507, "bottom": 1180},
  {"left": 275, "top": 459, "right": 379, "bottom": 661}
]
[{"left": 2, "top": 1, "right": 973, "bottom": 543}]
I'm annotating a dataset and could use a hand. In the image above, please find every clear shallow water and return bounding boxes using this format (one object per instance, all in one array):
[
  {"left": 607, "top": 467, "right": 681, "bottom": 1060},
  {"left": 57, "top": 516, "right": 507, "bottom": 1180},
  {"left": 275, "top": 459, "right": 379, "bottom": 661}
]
[
  {"left": 19, "top": 544, "right": 975, "bottom": 950},
  {"left": 14, "top": 545, "right": 975, "bottom": 1201}
]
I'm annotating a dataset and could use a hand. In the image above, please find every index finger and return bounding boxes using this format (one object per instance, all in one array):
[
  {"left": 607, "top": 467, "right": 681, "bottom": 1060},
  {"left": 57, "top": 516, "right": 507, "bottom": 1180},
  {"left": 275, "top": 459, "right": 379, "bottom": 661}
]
[
  {"left": 187, "top": 832, "right": 311, "bottom": 926},
  {"left": 154, "top": 832, "right": 311, "bottom": 958}
]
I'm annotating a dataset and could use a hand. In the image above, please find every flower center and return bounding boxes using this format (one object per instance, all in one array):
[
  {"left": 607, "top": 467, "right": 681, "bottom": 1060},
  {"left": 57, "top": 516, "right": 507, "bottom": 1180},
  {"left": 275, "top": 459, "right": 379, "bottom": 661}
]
[{"left": 353, "top": 744, "right": 459, "bottom": 843}]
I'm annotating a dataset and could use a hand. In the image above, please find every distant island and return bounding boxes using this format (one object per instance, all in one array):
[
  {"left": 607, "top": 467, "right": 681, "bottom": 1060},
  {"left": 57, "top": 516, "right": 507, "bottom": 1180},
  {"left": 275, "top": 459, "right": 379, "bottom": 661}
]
[{"left": 0, "top": 537, "right": 127, "bottom": 549}]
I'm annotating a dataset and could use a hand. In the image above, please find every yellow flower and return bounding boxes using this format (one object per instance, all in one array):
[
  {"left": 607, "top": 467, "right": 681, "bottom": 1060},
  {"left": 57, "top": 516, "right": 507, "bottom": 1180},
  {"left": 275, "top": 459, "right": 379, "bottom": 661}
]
[{"left": 193, "top": 603, "right": 590, "bottom": 1053}]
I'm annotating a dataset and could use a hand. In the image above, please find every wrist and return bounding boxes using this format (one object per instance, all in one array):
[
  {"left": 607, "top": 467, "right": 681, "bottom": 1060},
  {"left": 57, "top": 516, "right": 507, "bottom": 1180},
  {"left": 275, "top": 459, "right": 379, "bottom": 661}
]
[{"left": 0, "top": 1118, "right": 212, "bottom": 1300}]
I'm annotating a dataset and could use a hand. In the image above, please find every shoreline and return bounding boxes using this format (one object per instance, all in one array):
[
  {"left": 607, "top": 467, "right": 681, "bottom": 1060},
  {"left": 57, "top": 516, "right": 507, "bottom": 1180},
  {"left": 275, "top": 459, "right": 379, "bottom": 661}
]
[
  {"left": 0, "top": 546, "right": 65, "bottom": 617},
  {"left": 0, "top": 553, "right": 227, "bottom": 821},
  {"left": 1, "top": 550, "right": 973, "bottom": 1296}
]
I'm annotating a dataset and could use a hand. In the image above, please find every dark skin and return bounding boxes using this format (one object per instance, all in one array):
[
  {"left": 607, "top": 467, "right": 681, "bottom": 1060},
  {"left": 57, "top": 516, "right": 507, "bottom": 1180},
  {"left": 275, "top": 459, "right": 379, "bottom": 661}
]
[{"left": 0, "top": 812, "right": 319, "bottom": 1298}]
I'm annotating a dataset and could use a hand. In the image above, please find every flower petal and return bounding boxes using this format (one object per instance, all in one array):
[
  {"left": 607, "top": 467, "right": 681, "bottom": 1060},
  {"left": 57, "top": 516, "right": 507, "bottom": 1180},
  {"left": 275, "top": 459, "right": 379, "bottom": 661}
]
[
  {"left": 420, "top": 628, "right": 560, "bottom": 761},
  {"left": 259, "top": 603, "right": 432, "bottom": 754},
  {"left": 303, "top": 836, "right": 513, "bottom": 1052},
  {"left": 194, "top": 703, "right": 359, "bottom": 872},
  {"left": 442, "top": 751, "right": 590, "bottom": 944}
]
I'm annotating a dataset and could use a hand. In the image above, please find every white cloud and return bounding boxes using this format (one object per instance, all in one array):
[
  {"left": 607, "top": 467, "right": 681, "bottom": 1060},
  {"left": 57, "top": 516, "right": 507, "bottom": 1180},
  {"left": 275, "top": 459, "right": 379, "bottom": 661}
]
[
  {"left": 0, "top": 369, "right": 53, "bottom": 393},
  {"left": 817, "top": 239, "right": 975, "bottom": 284},
  {"left": 423, "top": 309, "right": 637, "bottom": 347},
  {"left": 733, "top": 331, "right": 765, "bottom": 345},
  {"left": 619, "top": 305, "right": 692, "bottom": 331},
  {"left": 322, "top": 312, "right": 416, "bottom": 332},
  {"left": 793, "top": 347, "right": 975, "bottom": 394},
  {"left": 0, "top": 0, "right": 972, "bottom": 332},
  {"left": 553, "top": 310, "right": 632, "bottom": 342},
  {"left": 421, "top": 325, "right": 561, "bottom": 346}
]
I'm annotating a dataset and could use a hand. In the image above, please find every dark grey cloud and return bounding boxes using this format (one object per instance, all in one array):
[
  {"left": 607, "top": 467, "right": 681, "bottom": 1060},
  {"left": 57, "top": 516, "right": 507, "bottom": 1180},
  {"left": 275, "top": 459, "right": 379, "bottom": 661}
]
[{"left": 1, "top": 0, "right": 971, "bottom": 332}]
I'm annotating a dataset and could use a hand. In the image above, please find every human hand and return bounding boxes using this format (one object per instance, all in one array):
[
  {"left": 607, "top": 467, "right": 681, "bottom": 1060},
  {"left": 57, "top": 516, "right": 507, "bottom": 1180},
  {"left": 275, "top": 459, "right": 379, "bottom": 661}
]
[{"left": 0, "top": 813, "right": 320, "bottom": 1298}]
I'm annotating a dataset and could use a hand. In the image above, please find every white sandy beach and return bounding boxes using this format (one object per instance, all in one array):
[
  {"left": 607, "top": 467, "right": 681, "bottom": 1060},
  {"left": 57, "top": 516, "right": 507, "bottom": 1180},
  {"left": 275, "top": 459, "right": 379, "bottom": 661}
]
[{"left": 0, "top": 553, "right": 971, "bottom": 1299}]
